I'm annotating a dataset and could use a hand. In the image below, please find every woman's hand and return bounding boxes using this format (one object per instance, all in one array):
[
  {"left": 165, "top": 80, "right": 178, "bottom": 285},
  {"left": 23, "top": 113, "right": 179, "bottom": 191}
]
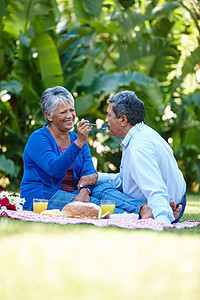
[
  {"left": 75, "top": 119, "right": 92, "bottom": 148},
  {"left": 77, "top": 173, "right": 98, "bottom": 189},
  {"left": 74, "top": 188, "right": 91, "bottom": 203}
]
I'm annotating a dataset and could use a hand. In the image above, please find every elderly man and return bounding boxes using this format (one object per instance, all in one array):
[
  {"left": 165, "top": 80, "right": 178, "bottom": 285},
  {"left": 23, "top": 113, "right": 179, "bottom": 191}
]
[{"left": 78, "top": 91, "right": 186, "bottom": 223}]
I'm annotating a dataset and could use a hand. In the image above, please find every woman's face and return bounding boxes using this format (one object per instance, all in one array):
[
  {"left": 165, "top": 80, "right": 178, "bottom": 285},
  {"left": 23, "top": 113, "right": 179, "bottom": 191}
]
[{"left": 47, "top": 100, "right": 76, "bottom": 132}]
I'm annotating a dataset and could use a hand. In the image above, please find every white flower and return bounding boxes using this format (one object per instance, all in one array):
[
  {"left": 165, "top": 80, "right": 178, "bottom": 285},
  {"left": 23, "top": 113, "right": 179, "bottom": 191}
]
[
  {"left": 10, "top": 195, "right": 26, "bottom": 205},
  {"left": 9, "top": 196, "right": 17, "bottom": 204},
  {"left": 1, "top": 206, "right": 7, "bottom": 210},
  {"left": 16, "top": 204, "right": 23, "bottom": 211},
  {"left": 13, "top": 196, "right": 21, "bottom": 205},
  {"left": 0, "top": 191, "right": 9, "bottom": 198},
  {"left": 20, "top": 198, "right": 26, "bottom": 204}
]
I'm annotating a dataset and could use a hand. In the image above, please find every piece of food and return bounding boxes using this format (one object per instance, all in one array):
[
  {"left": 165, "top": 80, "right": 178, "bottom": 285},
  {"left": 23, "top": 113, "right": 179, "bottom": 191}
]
[
  {"left": 101, "top": 211, "right": 111, "bottom": 219},
  {"left": 62, "top": 201, "right": 101, "bottom": 219},
  {"left": 41, "top": 209, "right": 61, "bottom": 216}
]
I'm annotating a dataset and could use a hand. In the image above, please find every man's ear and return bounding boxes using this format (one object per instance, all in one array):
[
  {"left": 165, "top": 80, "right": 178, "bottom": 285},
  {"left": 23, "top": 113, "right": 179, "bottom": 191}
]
[
  {"left": 120, "top": 115, "right": 128, "bottom": 126},
  {"left": 45, "top": 111, "right": 52, "bottom": 122}
]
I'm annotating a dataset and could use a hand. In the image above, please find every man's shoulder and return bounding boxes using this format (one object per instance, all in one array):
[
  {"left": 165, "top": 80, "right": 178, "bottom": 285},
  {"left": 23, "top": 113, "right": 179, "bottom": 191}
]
[
  {"left": 134, "top": 124, "right": 159, "bottom": 140},
  {"left": 129, "top": 125, "right": 156, "bottom": 149}
]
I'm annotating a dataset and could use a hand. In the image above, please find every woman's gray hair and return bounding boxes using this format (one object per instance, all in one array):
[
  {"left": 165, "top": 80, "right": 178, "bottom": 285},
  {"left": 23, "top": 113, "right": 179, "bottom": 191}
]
[
  {"left": 108, "top": 90, "right": 145, "bottom": 125},
  {"left": 40, "top": 86, "right": 74, "bottom": 124}
]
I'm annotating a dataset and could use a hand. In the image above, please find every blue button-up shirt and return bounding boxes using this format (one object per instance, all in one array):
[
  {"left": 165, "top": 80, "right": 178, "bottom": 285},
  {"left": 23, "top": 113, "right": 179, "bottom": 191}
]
[{"left": 98, "top": 122, "right": 186, "bottom": 223}]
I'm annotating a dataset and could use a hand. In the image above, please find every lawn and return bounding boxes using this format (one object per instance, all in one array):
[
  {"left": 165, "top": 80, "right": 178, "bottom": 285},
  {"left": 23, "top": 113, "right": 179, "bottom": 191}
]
[{"left": 0, "top": 194, "right": 199, "bottom": 300}]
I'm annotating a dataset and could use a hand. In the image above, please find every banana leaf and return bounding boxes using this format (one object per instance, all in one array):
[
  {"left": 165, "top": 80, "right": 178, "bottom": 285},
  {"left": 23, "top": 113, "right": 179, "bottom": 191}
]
[
  {"left": 32, "top": 31, "right": 63, "bottom": 88},
  {"left": 3, "top": 0, "right": 58, "bottom": 38},
  {"left": 180, "top": 47, "right": 200, "bottom": 80}
]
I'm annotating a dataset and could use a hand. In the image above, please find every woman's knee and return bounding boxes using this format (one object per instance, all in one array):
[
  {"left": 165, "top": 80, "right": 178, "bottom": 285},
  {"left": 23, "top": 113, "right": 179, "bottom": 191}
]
[{"left": 48, "top": 189, "right": 76, "bottom": 209}]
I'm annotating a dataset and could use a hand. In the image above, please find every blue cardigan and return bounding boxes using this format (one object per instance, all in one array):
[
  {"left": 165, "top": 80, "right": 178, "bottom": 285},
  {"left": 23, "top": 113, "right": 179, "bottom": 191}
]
[{"left": 20, "top": 125, "right": 96, "bottom": 210}]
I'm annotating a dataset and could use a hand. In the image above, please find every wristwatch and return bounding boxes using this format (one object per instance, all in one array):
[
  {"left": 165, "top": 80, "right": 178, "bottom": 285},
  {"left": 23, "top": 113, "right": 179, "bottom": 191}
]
[{"left": 79, "top": 186, "right": 91, "bottom": 195}]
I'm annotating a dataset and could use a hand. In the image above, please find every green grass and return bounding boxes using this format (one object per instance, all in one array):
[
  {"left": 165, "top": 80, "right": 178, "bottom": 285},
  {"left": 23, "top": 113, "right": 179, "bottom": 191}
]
[{"left": 0, "top": 194, "right": 200, "bottom": 300}]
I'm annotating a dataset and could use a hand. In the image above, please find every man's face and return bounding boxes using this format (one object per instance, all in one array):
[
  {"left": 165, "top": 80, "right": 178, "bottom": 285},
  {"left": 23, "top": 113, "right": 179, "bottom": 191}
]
[{"left": 105, "top": 103, "right": 123, "bottom": 138}]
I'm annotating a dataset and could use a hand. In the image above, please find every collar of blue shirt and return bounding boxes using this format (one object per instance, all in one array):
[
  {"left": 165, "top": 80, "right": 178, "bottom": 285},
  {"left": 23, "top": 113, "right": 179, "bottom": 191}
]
[{"left": 120, "top": 122, "right": 144, "bottom": 149}]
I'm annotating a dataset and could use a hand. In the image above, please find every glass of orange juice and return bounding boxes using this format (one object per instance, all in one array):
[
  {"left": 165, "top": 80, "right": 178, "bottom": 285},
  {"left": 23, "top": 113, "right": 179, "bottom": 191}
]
[
  {"left": 33, "top": 199, "right": 48, "bottom": 214},
  {"left": 101, "top": 200, "right": 115, "bottom": 215}
]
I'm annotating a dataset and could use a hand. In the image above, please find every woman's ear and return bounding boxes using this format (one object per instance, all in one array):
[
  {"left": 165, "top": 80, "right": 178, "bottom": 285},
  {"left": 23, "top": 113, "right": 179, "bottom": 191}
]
[
  {"left": 45, "top": 111, "right": 52, "bottom": 122},
  {"left": 121, "top": 115, "right": 128, "bottom": 126}
]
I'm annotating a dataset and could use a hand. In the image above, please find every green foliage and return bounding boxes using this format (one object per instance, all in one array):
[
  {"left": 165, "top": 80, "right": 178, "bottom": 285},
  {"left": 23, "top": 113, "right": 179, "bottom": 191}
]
[
  {"left": 180, "top": 47, "right": 200, "bottom": 80},
  {"left": 0, "top": 0, "right": 200, "bottom": 192},
  {"left": 167, "top": 92, "right": 200, "bottom": 189},
  {"left": 0, "top": 0, "right": 61, "bottom": 190},
  {"left": 0, "top": 155, "right": 15, "bottom": 176}
]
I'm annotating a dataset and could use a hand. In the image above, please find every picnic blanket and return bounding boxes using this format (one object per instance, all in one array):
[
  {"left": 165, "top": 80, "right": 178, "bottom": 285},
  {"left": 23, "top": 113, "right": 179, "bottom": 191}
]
[{"left": 0, "top": 209, "right": 199, "bottom": 231}]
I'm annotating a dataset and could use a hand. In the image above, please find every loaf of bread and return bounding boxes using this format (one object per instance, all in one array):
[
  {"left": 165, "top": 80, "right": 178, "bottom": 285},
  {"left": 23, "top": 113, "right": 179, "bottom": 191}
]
[{"left": 62, "top": 201, "right": 102, "bottom": 219}]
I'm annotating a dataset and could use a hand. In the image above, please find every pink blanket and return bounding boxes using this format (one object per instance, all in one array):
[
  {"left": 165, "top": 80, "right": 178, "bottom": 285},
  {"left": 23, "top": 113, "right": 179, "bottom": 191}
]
[{"left": 0, "top": 209, "right": 199, "bottom": 231}]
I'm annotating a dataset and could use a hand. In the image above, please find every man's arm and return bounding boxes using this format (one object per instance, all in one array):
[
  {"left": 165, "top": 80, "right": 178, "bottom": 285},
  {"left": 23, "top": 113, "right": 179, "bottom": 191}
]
[
  {"left": 130, "top": 147, "right": 175, "bottom": 223},
  {"left": 77, "top": 173, "right": 98, "bottom": 189},
  {"left": 77, "top": 172, "right": 122, "bottom": 190}
]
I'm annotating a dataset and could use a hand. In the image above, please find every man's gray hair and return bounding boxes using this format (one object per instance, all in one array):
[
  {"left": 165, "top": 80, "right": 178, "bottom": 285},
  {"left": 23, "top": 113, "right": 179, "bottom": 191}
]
[
  {"left": 40, "top": 86, "right": 74, "bottom": 124},
  {"left": 108, "top": 90, "right": 145, "bottom": 125}
]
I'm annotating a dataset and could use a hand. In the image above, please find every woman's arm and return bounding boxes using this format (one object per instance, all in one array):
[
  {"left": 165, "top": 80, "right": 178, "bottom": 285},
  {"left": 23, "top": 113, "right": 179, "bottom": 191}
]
[
  {"left": 26, "top": 120, "right": 93, "bottom": 179},
  {"left": 26, "top": 131, "right": 81, "bottom": 178}
]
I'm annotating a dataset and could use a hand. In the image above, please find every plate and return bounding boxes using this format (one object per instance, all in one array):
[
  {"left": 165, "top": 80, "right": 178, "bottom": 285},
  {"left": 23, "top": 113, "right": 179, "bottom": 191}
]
[{"left": 110, "top": 213, "right": 139, "bottom": 220}]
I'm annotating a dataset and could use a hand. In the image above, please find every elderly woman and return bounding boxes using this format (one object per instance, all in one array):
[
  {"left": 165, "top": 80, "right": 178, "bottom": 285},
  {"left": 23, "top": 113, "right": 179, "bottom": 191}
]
[{"left": 20, "top": 86, "right": 146, "bottom": 214}]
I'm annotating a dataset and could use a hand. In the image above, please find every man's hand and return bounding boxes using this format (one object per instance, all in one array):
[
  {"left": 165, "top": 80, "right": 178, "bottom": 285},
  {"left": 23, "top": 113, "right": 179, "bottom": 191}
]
[
  {"left": 77, "top": 173, "right": 98, "bottom": 189},
  {"left": 74, "top": 188, "right": 90, "bottom": 203}
]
